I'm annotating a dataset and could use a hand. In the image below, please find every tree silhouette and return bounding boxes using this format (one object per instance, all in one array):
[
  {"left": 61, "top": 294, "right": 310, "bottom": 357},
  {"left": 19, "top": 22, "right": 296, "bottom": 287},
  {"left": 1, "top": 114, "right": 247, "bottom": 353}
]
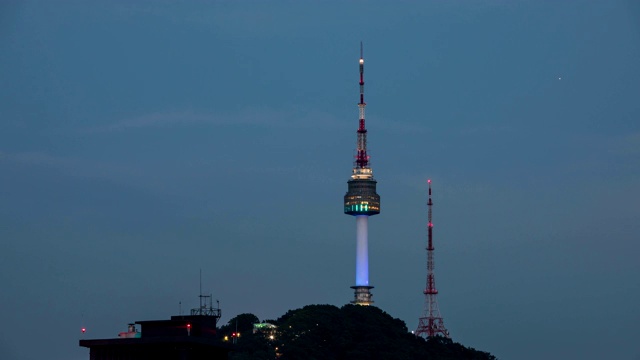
[{"left": 222, "top": 305, "right": 496, "bottom": 360}]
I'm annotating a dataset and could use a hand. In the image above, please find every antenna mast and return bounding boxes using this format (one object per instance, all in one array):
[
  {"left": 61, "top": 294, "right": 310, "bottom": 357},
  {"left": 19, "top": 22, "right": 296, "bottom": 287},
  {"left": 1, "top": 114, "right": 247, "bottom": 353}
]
[
  {"left": 356, "top": 41, "right": 369, "bottom": 169},
  {"left": 416, "top": 180, "right": 450, "bottom": 338},
  {"left": 190, "top": 270, "right": 221, "bottom": 321},
  {"left": 199, "top": 269, "right": 203, "bottom": 310}
]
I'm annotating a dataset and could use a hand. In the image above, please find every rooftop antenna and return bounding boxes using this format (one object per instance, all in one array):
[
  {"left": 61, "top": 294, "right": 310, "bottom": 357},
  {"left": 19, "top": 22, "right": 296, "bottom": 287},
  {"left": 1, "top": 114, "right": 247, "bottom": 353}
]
[
  {"left": 199, "top": 269, "right": 203, "bottom": 310},
  {"left": 190, "top": 270, "right": 222, "bottom": 323}
]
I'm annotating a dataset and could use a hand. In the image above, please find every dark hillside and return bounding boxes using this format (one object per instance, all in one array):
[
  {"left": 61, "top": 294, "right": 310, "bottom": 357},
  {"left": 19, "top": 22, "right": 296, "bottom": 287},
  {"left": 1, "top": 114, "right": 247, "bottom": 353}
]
[{"left": 219, "top": 305, "right": 496, "bottom": 360}]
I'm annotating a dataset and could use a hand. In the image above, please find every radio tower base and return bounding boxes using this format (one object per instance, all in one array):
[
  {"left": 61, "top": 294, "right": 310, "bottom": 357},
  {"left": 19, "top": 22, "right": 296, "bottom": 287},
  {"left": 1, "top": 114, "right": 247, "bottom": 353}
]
[{"left": 416, "top": 313, "right": 449, "bottom": 339}]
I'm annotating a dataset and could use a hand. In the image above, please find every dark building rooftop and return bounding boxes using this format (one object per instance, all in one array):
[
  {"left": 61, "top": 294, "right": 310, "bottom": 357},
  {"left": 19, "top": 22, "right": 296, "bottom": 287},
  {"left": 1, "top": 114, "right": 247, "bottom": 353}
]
[
  {"left": 80, "top": 335, "right": 231, "bottom": 360},
  {"left": 80, "top": 301, "right": 230, "bottom": 360}
]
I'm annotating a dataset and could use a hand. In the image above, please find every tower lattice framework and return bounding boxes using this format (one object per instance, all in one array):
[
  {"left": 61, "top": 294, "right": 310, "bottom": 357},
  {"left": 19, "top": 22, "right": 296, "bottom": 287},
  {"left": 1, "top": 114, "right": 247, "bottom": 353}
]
[{"left": 416, "top": 180, "right": 450, "bottom": 339}]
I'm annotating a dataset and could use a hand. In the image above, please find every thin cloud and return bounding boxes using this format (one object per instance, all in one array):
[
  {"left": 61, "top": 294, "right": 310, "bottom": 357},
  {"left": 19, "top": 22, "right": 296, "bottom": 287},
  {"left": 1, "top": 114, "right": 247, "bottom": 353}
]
[
  {"left": 1, "top": 151, "right": 145, "bottom": 185},
  {"left": 1, "top": 151, "right": 76, "bottom": 168},
  {"left": 81, "top": 111, "right": 213, "bottom": 134},
  {"left": 78, "top": 108, "right": 348, "bottom": 134},
  {"left": 377, "top": 119, "right": 431, "bottom": 134},
  {"left": 77, "top": 108, "right": 435, "bottom": 136},
  {"left": 611, "top": 131, "right": 640, "bottom": 155}
]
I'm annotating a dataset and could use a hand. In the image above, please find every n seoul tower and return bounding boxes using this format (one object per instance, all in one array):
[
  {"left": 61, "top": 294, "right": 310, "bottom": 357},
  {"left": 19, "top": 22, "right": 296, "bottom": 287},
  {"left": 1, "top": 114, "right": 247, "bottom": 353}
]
[{"left": 344, "top": 43, "right": 381, "bottom": 306}]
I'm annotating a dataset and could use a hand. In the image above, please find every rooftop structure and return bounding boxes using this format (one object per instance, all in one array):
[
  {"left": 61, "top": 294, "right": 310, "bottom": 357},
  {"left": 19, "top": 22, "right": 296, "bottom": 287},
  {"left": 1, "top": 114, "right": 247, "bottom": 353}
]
[{"left": 80, "top": 295, "right": 228, "bottom": 360}]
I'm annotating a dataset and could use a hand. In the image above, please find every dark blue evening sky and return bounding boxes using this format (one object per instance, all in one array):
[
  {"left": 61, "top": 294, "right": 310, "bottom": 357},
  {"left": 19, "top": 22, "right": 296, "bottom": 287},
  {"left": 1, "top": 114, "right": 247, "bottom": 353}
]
[{"left": 1, "top": 1, "right": 639, "bottom": 359}]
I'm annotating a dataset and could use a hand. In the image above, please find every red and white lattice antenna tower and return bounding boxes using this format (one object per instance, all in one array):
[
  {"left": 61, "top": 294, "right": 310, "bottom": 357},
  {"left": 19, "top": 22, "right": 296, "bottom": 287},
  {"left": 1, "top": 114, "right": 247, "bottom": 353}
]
[{"left": 416, "top": 179, "right": 450, "bottom": 339}]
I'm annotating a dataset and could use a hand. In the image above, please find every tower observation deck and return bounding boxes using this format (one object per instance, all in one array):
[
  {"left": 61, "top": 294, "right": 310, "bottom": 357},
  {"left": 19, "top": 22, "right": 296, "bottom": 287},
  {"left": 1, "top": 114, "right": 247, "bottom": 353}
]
[{"left": 344, "top": 43, "right": 380, "bottom": 306}]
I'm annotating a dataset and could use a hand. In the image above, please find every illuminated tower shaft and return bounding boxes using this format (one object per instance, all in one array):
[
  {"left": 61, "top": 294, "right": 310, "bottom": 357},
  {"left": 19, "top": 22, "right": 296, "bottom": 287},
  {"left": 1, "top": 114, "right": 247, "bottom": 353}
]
[
  {"left": 344, "top": 44, "right": 380, "bottom": 306},
  {"left": 416, "top": 180, "right": 450, "bottom": 338}
]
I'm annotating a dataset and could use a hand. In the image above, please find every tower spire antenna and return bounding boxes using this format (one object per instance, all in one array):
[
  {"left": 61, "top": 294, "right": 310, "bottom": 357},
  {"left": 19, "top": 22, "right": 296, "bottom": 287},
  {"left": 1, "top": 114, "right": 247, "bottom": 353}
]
[
  {"left": 345, "top": 43, "right": 380, "bottom": 306},
  {"left": 416, "top": 179, "right": 450, "bottom": 339},
  {"left": 356, "top": 42, "right": 368, "bottom": 168}
]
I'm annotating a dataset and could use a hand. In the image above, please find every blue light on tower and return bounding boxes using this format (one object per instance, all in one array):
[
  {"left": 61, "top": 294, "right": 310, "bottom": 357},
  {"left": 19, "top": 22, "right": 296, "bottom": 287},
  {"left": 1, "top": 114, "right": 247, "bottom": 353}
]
[{"left": 343, "top": 43, "right": 380, "bottom": 305}]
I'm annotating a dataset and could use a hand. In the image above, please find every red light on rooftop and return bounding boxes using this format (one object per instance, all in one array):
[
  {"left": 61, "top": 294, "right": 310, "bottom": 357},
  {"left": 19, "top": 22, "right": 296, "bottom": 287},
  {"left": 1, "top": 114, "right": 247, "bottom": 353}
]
[{"left": 81, "top": 327, "right": 86, "bottom": 333}]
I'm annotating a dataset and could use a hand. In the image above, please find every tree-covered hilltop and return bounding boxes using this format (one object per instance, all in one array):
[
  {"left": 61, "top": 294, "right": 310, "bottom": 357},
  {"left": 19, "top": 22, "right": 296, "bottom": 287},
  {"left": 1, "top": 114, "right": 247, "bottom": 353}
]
[{"left": 219, "top": 304, "right": 496, "bottom": 360}]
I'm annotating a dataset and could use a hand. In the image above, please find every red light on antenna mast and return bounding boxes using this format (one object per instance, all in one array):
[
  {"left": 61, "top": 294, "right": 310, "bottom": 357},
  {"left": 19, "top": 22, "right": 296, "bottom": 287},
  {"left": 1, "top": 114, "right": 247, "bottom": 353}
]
[
  {"left": 428, "top": 179, "right": 431, "bottom": 183},
  {"left": 81, "top": 327, "right": 86, "bottom": 333}
]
